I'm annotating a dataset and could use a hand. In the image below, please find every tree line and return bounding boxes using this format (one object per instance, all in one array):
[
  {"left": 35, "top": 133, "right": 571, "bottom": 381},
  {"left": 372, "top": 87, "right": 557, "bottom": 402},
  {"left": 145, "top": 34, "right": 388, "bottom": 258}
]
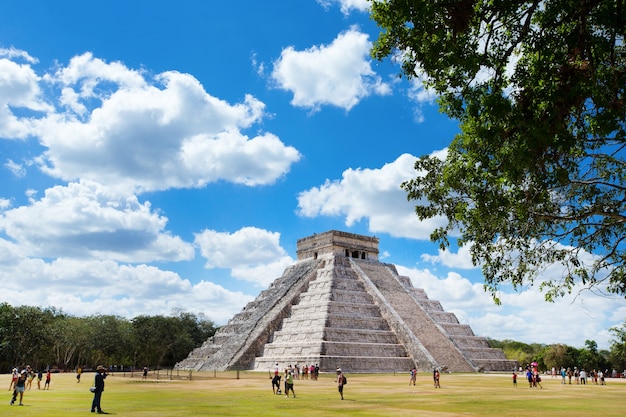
[
  {"left": 0, "top": 303, "right": 217, "bottom": 372},
  {"left": 488, "top": 322, "right": 626, "bottom": 374}
]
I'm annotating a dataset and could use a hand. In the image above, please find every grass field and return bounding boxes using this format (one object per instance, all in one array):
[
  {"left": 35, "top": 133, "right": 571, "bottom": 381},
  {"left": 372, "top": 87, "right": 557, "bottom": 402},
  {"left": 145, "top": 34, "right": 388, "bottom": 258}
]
[{"left": 2, "top": 371, "right": 624, "bottom": 416}]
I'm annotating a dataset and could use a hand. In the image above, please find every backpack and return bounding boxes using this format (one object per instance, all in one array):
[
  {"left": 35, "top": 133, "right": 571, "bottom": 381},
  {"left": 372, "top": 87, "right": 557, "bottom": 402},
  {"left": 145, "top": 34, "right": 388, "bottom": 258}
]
[{"left": 342, "top": 375, "right": 347, "bottom": 385}]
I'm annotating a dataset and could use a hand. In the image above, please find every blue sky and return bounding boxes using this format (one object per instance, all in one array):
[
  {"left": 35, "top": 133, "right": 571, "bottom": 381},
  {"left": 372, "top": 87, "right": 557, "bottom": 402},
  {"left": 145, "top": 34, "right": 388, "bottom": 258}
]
[{"left": 0, "top": 0, "right": 623, "bottom": 350}]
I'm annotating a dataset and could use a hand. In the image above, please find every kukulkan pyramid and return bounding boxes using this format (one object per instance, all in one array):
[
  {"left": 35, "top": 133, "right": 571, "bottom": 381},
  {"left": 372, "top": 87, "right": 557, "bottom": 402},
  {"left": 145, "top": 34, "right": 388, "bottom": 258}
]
[{"left": 176, "top": 231, "right": 517, "bottom": 373}]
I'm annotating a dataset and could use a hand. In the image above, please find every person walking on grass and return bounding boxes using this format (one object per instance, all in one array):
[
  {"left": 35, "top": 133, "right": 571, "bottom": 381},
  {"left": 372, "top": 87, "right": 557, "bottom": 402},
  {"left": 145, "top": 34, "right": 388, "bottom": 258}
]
[
  {"left": 26, "top": 368, "right": 35, "bottom": 390},
  {"left": 284, "top": 371, "right": 296, "bottom": 398},
  {"left": 10, "top": 369, "right": 27, "bottom": 406},
  {"left": 9, "top": 368, "right": 18, "bottom": 391},
  {"left": 43, "top": 369, "right": 51, "bottom": 390},
  {"left": 512, "top": 372, "right": 517, "bottom": 388},
  {"left": 409, "top": 367, "right": 417, "bottom": 386},
  {"left": 91, "top": 365, "right": 108, "bottom": 414},
  {"left": 433, "top": 368, "right": 441, "bottom": 388},
  {"left": 336, "top": 368, "right": 345, "bottom": 400},
  {"left": 271, "top": 373, "right": 281, "bottom": 394}
]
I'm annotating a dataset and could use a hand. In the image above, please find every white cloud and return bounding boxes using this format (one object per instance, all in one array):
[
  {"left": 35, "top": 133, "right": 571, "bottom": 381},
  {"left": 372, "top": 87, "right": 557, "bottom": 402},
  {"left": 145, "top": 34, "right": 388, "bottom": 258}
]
[
  {"left": 317, "top": 0, "right": 370, "bottom": 14},
  {"left": 421, "top": 245, "right": 477, "bottom": 269},
  {"left": 297, "top": 153, "right": 446, "bottom": 239},
  {"left": 4, "top": 159, "right": 26, "bottom": 177},
  {"left": 0, "top": 180, "right": 194, "bottom": 263},
  {"left": 0, "top": 46, "right": 39, "bottom": 64},
  {"left": 1, "top": 52, "right": 300, "bottom": 193},
  {"left": 271, "top": 27, "right": 390, "bottom": 111},
  {"left": 194, "top": 227, "right": 295, "bottom": 287},
  {"left": 0, "top": 250, "right": 251, "bottom": 324},
  {"left": 0, "top": 57, "right": 52, "bottom": 139}
]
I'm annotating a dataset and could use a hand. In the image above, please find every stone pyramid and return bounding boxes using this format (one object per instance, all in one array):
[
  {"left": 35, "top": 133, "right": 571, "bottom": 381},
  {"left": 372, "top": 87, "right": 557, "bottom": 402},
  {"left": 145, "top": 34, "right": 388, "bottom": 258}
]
[{"left": 176, "top": 231, "right": 517, "bottom": 373}]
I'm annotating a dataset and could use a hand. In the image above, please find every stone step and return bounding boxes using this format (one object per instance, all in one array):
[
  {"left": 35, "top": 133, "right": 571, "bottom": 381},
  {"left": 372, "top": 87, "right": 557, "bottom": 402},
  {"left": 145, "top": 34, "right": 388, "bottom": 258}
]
[
  {"left": 291, "top": 302, "right": 382, "bottom": 317},
  {"left": 270, "top": 328, "right": 403, "bottom": 344},
  {"left": 429, "top": 311, "right": 459, "bottom": 324},
  {"left": 439, "top": 323, "right": 475, "bottom": 336},
  {"left": 301, "top": 289, "right": 373, "bottom": 304},
  {"left": 260, "top": 341, "right": 410, "bottom": 358},
  {"left": 277, "top": 314, "right": 391, "bottom": 331}
]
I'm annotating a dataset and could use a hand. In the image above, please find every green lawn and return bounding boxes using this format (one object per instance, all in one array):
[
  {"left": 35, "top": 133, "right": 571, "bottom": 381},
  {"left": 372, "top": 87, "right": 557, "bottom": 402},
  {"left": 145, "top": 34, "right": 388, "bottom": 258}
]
[{"left": 2, "top": 371, "right": 624, "bottom": 416}]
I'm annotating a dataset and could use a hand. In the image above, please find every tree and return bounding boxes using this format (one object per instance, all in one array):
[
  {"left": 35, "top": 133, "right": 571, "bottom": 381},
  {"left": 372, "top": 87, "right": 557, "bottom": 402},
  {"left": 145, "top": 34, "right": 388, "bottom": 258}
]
[
  {"left": 543, "top": 343, "right": 575, "bottom": 370},
  {"left": 85, "top": 315, "right": 133, "bottom": 367},
  {"left": 0, "top": 304, "right": 58, "bottom": 370},
  {"left": 609, "top": 320, "right": 626, "bottom": 370},
  {"left": 371, "top": 1, "right": 626, "bottom": 302}
]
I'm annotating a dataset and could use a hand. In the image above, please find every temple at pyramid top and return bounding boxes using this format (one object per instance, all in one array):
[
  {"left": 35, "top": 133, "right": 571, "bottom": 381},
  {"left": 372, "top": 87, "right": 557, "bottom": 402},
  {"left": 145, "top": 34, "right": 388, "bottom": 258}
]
[
  {"left": 296, "top": 230, "right": 379, "bottom": 261},
  {"left": 177, "top": 231, "right": 517, "bottom": 373}
]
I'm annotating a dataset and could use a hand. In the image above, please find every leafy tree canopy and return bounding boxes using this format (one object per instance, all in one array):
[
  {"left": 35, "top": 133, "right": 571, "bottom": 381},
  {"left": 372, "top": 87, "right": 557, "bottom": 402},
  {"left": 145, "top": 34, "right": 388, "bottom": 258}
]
[{"left": 371, "top": 0, "right": 626, "bottom": 302}]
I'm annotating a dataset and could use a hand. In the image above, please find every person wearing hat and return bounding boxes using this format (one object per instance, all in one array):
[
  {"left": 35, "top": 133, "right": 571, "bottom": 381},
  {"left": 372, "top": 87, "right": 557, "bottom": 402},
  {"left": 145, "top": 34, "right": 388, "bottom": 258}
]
[
  {"left": 91, "top": 365, "right": 108, "bottom": 414},
  {"left": 10, "top": 369, "right": 27, "bottom": 406},
  {"left": 336, "top": 368, "right": 345, "bottom": 400}
]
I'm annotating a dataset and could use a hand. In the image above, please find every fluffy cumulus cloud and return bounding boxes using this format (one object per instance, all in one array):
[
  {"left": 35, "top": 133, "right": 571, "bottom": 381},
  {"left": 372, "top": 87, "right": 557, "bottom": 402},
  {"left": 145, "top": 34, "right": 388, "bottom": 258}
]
[
  {"left": 0, "top": 180, "right": 194, "bottom": 262},
  {"left": 194, "top": 227, "right": 295, "bottom": 287},
  {"left": 1, "top": 51, "right": 300, "bottom": 193},
  {"left": 396, "top": 265, "right": 625, "bottom": 350},
  {"left": 0, "top": 250, "right": 252, "bottom": 323},
  {"left": 0, "top": 52, "right": 52, "bottom": 139},
  {"left": 421, "top": 244, "right": 477, "bottom": 269},
  {"left": 297, "top": 153, "right": 447, "bottom": 239},
  {"left": 271, "top": 27, "right": 390, "bottom": 111}
]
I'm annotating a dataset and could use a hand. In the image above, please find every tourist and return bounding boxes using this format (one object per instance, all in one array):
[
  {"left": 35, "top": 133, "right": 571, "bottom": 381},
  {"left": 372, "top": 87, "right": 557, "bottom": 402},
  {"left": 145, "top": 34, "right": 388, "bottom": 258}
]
[
  {"left": 91, "top": 365, "right": 108, "bottom": 414},
  {"left": 271, "top": 373, "right": 281, "bottom": 394},
  {"left": 409, "top": 367, "right": 417, "bottom": 386},
  {"left": 44, "top": 369, "right": 51, "bottom": 389},
  {"left": 77, "top": 366, "right": 82, "bottom": 383},
  {"left": 10, "top": 369, "right": 27, "bottom": 406},
  {"left": 284, "top": 371, "right": 296, "bottom": 398},
  {"left": 580, "top": 369, "right": 587, "bottom": 384},
  {"left": 26, "top": 368, "right": 35, "bottom": 390},
  {"left": 512, "top": 372, "right": 517, "bottom": 388},
  {"left": 533, "top": 370, "right": 543, "bottom": 389},
  {"left": 36, "top": 369, "right": 42, "bottom": 389},
  {"left": 599, "top": 370, "right": 605, "bottom": 385},
  {"left": 9, "top": 368, "right": 18, "bottom": 391},
  {"left": 560, "top": 367, "right": 566, "bottom": 384},
  {"left": 336, "top": 368, "right": 345, "bottom": 400},
  {"left": 433, "top": 368, "right": 441, "bottom": 388},
  {"left": 566, "top": 367, "right": 573, "bottom": 384}
]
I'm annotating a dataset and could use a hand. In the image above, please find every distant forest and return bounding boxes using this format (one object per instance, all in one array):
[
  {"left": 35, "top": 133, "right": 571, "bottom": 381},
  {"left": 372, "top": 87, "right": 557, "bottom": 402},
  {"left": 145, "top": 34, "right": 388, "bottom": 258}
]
[
  {"left": 0, "top": 303, "right": 216, "bottom": 372},
  {"left": 488, "top": 336, "right": 626, "bottom": 375},
  {"left": 2, "top": 302, "right": 625, "bottom": 374}
]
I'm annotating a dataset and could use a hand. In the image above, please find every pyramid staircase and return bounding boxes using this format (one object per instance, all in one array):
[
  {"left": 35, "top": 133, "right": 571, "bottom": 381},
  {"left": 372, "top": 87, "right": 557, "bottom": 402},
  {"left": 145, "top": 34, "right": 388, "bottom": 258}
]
[
  {"left": 176, "top": 231, "right": 517, "bottom": 373},
  {"left": 253, "top": 256, "right": 416, "bottom": 372}
]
